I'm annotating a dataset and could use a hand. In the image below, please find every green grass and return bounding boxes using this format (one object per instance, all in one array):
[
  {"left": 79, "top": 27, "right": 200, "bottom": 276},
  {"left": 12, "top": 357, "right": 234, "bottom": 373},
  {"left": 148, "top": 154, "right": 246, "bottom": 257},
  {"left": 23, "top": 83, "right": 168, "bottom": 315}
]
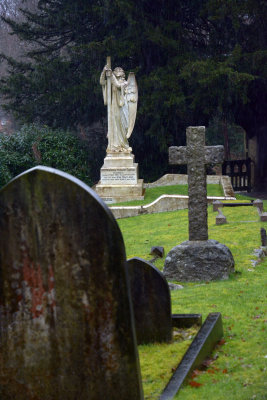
[
  {"left": 118, "top": 195, "right": 267, "bottom": 399},
  {"left": 111, "top": 184, "right": 224, "bottom": 206}
]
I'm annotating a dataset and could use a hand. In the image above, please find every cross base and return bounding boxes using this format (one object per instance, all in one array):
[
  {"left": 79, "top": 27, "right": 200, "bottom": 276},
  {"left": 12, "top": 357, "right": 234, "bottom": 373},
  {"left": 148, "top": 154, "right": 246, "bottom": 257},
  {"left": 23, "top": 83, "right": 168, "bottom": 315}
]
[{"left": 163, "top": 239, "right": 235, "bottom": 282}]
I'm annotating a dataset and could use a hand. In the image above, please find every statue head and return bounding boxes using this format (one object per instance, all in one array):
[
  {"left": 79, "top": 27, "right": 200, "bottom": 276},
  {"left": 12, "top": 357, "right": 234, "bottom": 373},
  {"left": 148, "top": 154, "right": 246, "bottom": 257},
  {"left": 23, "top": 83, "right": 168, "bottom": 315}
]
[{"left": 113, "top": 67, "right": 125, "bottom": 79}]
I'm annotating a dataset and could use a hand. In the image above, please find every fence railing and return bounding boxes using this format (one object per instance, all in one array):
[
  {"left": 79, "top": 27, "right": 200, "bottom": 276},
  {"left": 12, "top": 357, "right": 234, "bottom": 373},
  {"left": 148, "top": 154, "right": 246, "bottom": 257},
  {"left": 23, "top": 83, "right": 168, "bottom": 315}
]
[{"left": 222, "top": 158, "right": 252, "bottom": 192}]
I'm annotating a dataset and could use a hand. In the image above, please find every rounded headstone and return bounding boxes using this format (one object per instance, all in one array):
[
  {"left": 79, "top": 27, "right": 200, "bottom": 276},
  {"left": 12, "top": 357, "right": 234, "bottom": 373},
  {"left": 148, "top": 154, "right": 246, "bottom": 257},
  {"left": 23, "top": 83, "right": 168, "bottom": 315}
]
[
  {"left": 0, "top": 166, "right": 143, "bottom": 400},
  {"left": 127, "top": 257, "right": 172, "bottom": 344}
]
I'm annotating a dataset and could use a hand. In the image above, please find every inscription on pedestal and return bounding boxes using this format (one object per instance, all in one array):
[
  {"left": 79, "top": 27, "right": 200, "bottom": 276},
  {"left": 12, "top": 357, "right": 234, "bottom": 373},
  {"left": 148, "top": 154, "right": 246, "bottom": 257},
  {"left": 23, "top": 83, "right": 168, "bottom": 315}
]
[
  {"left": 95, "top": 151, "right": 144, "bottom": 202},
  {"left": 101, "top": 168, "right": 138, "bottom": 184}
]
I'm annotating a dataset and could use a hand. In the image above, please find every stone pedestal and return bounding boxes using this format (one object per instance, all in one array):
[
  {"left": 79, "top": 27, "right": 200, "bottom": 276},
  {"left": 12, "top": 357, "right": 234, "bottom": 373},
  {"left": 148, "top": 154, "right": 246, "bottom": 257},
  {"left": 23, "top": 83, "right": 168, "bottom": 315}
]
[
  {"left": 163, "top": 239, "right": 235, "bottom": 282},
  {"left": 95, "top": 152, "right": 144, "bottom": 203}
]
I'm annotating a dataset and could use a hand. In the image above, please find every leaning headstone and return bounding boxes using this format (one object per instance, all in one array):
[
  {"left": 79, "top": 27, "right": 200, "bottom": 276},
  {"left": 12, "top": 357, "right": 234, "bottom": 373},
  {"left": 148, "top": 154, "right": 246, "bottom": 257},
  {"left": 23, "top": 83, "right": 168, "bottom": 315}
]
[
  {"left": 0, "top": 166, "right": 143, "bottom": 400},
  {"left": 164, "top": 126, "right": 235, "bottom": 281},
  {"left": 127, "top": 257, "right": 172, "bottom": 344}
]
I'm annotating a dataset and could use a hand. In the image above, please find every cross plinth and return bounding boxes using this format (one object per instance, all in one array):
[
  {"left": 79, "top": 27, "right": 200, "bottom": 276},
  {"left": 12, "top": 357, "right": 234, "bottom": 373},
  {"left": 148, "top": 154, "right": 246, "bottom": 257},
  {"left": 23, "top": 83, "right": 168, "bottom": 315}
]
[
  {"left": 169, "top": 126, "right": 224, "bottom": 241},
  {"left": 163, "top": 126, "right": 235, "bottom": 282}
]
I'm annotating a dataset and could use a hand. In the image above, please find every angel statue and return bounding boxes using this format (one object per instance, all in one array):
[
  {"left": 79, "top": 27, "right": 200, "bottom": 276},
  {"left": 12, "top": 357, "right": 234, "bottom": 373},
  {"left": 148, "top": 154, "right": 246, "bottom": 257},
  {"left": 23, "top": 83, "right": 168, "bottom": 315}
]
[{"left": 100, "top": 57, "right": 138, "bottom": 153}]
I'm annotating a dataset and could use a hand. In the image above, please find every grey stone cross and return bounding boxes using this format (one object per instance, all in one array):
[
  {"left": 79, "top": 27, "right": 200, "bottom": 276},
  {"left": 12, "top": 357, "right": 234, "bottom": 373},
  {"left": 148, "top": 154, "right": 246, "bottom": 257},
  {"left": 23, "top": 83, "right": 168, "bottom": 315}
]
[{"left": 169, "top": 126, "right": 224, "bottom": 241}]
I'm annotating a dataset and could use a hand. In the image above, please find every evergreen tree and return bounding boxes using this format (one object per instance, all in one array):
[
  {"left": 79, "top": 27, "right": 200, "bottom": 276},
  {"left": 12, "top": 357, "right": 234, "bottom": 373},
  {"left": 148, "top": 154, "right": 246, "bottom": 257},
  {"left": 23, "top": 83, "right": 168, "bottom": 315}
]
[{"left": 0, "top": 0, "right": 266, "bottom": 182}]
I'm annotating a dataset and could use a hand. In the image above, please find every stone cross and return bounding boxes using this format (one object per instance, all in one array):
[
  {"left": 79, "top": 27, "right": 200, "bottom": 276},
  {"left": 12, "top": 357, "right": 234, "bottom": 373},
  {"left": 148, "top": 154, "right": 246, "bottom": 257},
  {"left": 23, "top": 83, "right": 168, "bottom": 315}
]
[
  {"left": 0, "top": 166, "right": 143, "bottom": 400},
  {"left": 169, "top": 126, "right": 224, "bottom": 241}
]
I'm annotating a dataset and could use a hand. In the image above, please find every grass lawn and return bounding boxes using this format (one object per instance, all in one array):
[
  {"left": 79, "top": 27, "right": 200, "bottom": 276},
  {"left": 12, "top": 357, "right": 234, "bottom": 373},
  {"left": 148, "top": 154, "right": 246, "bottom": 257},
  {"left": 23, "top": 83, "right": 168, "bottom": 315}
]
[
  {"left": 118, "top": 194, "right": 267, "bottom": 399},
  {"left": 111, "top": 184, "right": 224, "bottom": 206}
]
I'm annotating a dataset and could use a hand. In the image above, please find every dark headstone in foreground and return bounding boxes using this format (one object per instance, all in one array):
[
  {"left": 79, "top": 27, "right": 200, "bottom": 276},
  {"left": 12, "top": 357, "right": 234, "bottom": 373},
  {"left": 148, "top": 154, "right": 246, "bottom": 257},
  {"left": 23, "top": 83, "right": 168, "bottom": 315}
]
[
  {"left": 127, "top": 257, "right": 172, "bottom": 344},
  {"left": 164, "top": 240, "right": 235, "bottom": 282},
  {"left": 0, "top": 166, "right": 143, "bottom": 400},
  {"left": 160, "top": 313, "right": 223, "bottom": 400}
]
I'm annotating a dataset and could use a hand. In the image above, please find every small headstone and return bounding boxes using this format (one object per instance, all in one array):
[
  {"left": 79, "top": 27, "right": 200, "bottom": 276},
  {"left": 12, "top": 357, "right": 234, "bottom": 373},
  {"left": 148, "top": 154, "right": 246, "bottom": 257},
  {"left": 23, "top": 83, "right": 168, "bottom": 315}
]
[
  {"left": 253, "top": 199, "right": 264, "bottom": 213},
  {"left": 127, "top": 257, "right": 172, "bottom": 344},
  {"left": 253, "top": 199, "right": 267, "bottom": 221},
  {"left": 216, "top": 208, "right": 227, "bottom": 225},
  {"left": 261, "top": 228, "right": 267, "bottom": 247},
  {"left": 164, "top": 126, "right": 235, "bottom": 281},
  {"left": 213, "top": 200, "right": 223, "bottom": 212},
  {"left": 0, "top": 166, "right": 143, "bottom": 400},
  {"left": 150, "top": 246, "right": 164, "bottom": 258}
]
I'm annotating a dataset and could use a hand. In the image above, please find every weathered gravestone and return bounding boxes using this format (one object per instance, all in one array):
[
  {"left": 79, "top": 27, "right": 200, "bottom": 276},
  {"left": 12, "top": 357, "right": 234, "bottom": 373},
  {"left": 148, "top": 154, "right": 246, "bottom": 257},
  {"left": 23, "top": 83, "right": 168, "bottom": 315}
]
[
  {"left": 164, "top": 126, "right": 235, "bottom": 281},
  {"left": 127, "top": 257, "right": 172, "bottom": 344},
  {"left": 0, "top": 166, "right": 143, "bottom": 400}
]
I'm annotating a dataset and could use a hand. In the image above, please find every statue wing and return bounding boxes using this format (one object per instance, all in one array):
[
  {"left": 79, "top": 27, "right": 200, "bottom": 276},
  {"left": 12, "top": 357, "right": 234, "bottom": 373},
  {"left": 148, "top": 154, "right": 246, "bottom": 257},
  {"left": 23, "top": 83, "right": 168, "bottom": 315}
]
[{"left": 126, "top": 72, "right": 138, "bottom": 139}]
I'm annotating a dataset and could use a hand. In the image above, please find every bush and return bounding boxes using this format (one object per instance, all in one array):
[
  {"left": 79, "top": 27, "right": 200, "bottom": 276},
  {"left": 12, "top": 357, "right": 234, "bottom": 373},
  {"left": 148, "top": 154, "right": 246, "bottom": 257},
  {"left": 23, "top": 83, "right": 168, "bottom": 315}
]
[{"left": 0, "top": 124, "right": 92, "bottom": 188}]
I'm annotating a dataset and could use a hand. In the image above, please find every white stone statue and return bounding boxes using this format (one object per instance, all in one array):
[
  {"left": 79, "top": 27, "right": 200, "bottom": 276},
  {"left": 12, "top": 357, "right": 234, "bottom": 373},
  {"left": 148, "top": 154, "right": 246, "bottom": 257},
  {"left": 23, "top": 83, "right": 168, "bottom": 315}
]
[{"left": 100, "top": 57, "right": 138, "bottom": 153}]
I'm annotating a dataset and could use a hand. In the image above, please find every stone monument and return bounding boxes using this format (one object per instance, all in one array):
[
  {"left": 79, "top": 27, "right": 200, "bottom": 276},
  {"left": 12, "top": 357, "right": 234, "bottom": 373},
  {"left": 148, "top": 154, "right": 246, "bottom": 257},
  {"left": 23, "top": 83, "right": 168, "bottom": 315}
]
[
  {"left": 0, "top": 166, "right": 143, "bottom": 399},
  {"left": 95, "top": 57, "right": 144, "bottom": 203},
  {"left": 164, "top": 126, "right": 235, "bottom": 281}
]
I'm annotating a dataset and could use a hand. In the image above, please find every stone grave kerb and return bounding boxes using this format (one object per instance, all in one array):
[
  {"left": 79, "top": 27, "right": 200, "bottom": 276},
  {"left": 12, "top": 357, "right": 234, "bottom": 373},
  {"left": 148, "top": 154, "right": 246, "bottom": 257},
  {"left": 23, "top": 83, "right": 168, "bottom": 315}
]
[{"left": 0, "top": 166, "right": 143, "bottom": 400}]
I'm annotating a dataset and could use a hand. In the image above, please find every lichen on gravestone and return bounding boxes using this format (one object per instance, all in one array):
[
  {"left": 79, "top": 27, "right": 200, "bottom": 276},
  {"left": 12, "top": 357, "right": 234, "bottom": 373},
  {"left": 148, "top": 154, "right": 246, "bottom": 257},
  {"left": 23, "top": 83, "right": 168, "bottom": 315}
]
[{"left": 0, "top": 166, "right": 143, "bottom": 400}]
